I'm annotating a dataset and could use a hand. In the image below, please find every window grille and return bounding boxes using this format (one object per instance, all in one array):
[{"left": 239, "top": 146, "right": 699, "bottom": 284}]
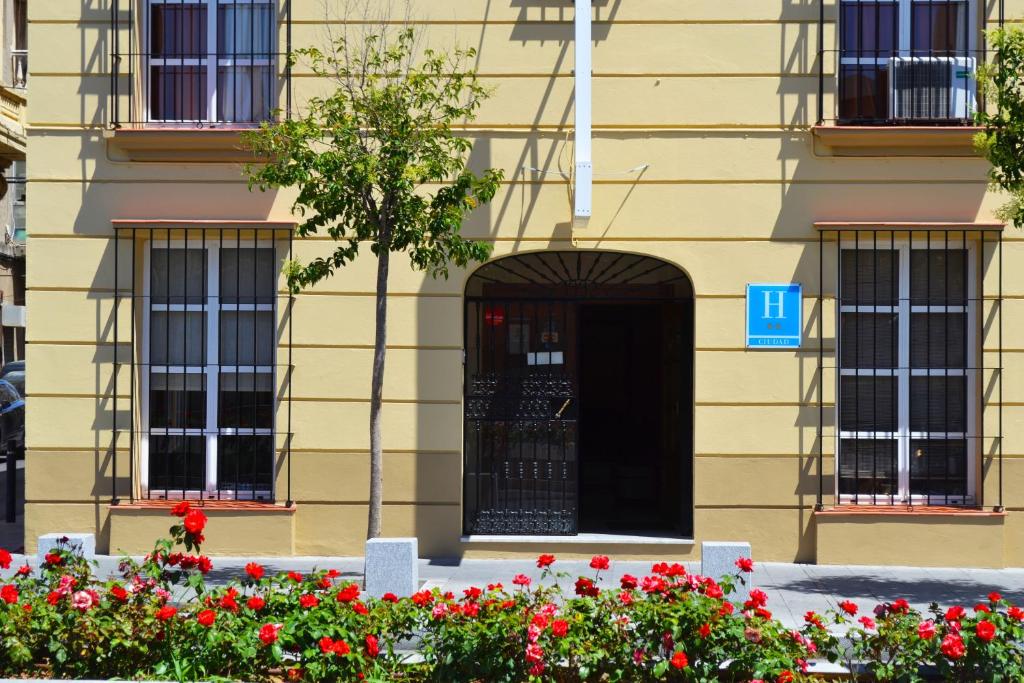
[
  {"left": 816, "top": 227, "right": 1003, "bottom": 510},
  {"left": 110, "top": 0, "right": 293, "bottom": 127},
  {"left": 817, "top": 0, "right": 1003, "bottom": 125},
  {"left": 111, "top": 224, "right": 294, "bottom": 504}
]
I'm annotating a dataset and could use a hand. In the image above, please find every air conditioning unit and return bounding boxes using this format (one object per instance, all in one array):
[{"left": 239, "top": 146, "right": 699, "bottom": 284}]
[{"left": 889, "top": 56, "right": 976, "bottom": 121}]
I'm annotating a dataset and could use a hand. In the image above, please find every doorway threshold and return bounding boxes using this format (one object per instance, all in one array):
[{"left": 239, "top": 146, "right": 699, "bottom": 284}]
[{"left": 461, "top": 533, "right": 695, "bottom": 545}]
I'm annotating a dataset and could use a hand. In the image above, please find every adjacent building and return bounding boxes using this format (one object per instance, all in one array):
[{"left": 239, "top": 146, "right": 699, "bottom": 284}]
[{"left": 24, "top": 1, "right": 1024, "bottom": 567}]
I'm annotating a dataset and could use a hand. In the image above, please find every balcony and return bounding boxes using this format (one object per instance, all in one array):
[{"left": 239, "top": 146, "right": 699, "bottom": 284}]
[
  {"left": 0, "top": 86, "right": 26, "bottom": 162},
  {"left": 814, "top": 0, "right": 1002, "bottom": 155},
  {"left": 107, "top": 0, "right": 292, "bottom": 162}
]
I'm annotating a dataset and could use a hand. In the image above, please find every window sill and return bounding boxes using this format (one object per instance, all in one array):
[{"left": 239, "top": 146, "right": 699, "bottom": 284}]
[
  {"left": 103, "top": 127, "right": 269, "bottom": 163},
  {"left": 811, "top": 125, "right": 983, "bottom": 157},
  {"left": 110, "top": 500, "right": 296, "bottom": 513},
  {"left": 815, "top": 505, "right": 1005, "bottom": 517}
]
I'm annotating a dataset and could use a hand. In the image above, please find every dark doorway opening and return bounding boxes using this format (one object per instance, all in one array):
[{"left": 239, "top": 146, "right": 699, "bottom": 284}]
[
  {"left": 579, "top": 304, "right": 689, "bottom": 534},
  {"left": 463, "top": 251, "right": 694, "bottom": 537}
]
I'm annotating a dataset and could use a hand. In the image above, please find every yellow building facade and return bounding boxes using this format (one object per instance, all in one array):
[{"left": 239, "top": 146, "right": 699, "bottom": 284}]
[{"left": 24, "top": 1, "right": 1024, "bottom": 567}]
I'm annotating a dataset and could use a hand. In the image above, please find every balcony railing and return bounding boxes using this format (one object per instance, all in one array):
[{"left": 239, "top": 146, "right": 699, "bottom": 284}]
[
  {"left": 817, "top": 0, "right": 1004, "bottom": 126},
  {"left": 109, "top": 1, "right": 292, "bottom": 128}
]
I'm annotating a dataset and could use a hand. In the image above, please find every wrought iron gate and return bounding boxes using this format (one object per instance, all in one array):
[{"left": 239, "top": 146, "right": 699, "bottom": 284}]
[{"left": 462, "top": 252, "right": 694, "bottom": 536}]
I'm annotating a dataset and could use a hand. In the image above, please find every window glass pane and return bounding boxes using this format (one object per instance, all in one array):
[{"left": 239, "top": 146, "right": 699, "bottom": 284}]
[
  {"left": 840, "top": 313, "right": 898, "bottom": 369},
  {"left": 220, "top": 248, "right": 276, "bottom": 304},
  {"left": 150, "top": 66, "right": 208, "bottom": 121},
  {"left": 218, "top": 434, "right": 274, "bottom": 497},
  {"left": 910, "top": 375, "right": 966, "bottom": 432},
  {"left": 910, "top": 313, "right": 966, "bottom": 368},
  {"left": 911, "top": 1, "right": 966, "bottom": 53},
  {"left": 217, "top": 66, "right": 273, "bottom": 122},
  {"left": 840, "top": 249, "right": 898, "bottom": 306},
  {"left": 151, "top": 312, "right": 206, "bottom": 366},
  {"left": 910, "top": 438, "right": 967, "bottom": 497},
  {"left": 840, "top": 376, "right": 898, "bottom": 432},
  {"left": 151, "top": 248, "right": 206, "bottom": 305},
  {"left": 150, "top": 373, "right": 205, "bottom": 429},
  {"left": 839, "top": 438, "right": 898, "bottom": 497},
  {"left": 150, "top": 3, "right": 207, "bottom": 57},
  {"left": 839, "top": 64, "right": 892, "bottom": 122},
  {"left": 220, "top": 311, "right": 274, "bottom": 365},
  {"left": 910, "top": 249, "right": 967, "bottom": 305},
  {"left": 149, "top": 435, "right": 206, "bottom": 492},
  {"left": 218, "top": 372, "right": 273, "bottom": 428},
  {"left": 840, "top": 2, "right": 898, "bottom": 57},
  {"left": 217, "top": 3, "right": 273, "bottom": 54}
]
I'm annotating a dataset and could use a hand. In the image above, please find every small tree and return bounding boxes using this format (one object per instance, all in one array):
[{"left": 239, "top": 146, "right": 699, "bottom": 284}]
[
  {"left": 244, "top": 27, "right": 502, "bottom": 539},
  {"left": 976, "top": 26, "right": 1024, "bottom": 227}
]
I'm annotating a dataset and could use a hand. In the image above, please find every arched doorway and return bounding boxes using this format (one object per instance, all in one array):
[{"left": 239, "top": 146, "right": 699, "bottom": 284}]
[{"left": 463, "top": 251, "right": 694, "bottom": 537}]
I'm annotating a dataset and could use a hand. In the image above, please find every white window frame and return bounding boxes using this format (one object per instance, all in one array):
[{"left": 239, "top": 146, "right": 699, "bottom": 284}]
[
  {"left": 839, "top": 0, "right": 976, "bottom": 68},
  {"left": 144, "top": 0, "right": 275, "bottom": 125},
  {"left": 836, "top": 236, "right": 978, "bottom": 506},
  {"left": 140, "top": 239, "right": 277, "bottom": 499}
]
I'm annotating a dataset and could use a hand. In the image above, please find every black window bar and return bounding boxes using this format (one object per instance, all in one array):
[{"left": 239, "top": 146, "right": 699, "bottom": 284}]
[
  {"left": 110, "top": 0, "right": 293, "bottom": 127},
  {"left": 818, "top": 0, "right": 1004, "bottom": 126},
  {"left": 816, "top": 226, "right": 1003, "bottom": 511},
  {"left": 111, "top": 223, "right": 294, "bottom": 505}
]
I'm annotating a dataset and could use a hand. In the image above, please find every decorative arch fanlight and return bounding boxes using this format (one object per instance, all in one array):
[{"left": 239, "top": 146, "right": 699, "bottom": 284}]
[{"left": 465, "top": 251, "right": 693, "bottom": 300}]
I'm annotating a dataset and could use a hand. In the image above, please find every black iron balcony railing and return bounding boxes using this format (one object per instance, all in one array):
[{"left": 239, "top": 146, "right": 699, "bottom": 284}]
[
  {"left": 110, "top": 1, "right": 292, "bottom": 128},
  {"left": 818, "top": 0, "right": 1004, "bottom": 126}
]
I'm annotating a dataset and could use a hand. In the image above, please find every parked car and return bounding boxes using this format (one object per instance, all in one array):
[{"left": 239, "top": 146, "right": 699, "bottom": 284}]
[{"left": 0, "top": 379, "right": 23, "bottom": 455}]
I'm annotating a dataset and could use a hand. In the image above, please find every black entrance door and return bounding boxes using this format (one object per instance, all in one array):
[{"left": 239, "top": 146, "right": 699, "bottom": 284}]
[{"left": 463, "top": 252, "right": 693, "bottom": 536}]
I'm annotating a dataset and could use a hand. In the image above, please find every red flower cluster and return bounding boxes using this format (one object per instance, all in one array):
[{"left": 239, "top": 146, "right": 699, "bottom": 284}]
[
  {"left": 155, "top": 605, "right": 177, "bottom": 621},
  {"left": 536, "top": 554, "right": 555, "bottom": 569},
  {"left": 259, "top": 623, "right": 282, "bottom": 646},
  {"left": 319, "top": 636, "right": 350, "bottom": 656},
  {"left": 1, "top": 584, "right": 18, "bottom": 604},
  {"left": 589, "top": 555, "right": 610, "bottom": 571},
  {"left": 0, "top": 548, "right": 10, "bottom": 569},
  {"left": 197, "top": 609, "right": 216, "bottom": 627},
  {"left": 838, "top": 600, "right": 858, "bottom": 616},
  {"left": 245, "top": 562, "right": 264, "bottom": 580},
  {"left": 298, "top": 593, "right": 319, "bottom": 609},
  {"left": 336, "top": 583, "right": 360, "bottom": 603},
  {"left": 735, "top": 557, "right": 754, "bottom": 573}
]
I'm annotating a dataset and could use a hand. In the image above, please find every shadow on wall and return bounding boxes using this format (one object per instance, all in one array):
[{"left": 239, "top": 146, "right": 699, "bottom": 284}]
[{"left": 65, "top": 1, "right": 281, "bottom": 551}]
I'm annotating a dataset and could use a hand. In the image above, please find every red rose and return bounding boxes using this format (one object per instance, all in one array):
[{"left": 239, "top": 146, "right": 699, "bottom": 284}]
[
  {"left": 918, "top": 620, "right": 937, "bottom": 640},
  {"left": 1, "top": 584, "right": 18, "bottom": 604},
  {"left": 989, "top": 592, "right": 1003, "bottom": 603},
  {"left": 670, "top": 651, "right": 688, "bottom": 669},
  {"left": 319, "top": 637, "right": 350, "bottom": 656},
  {"left": 15, "top": 565, "right": 29, "bottom": 576},
  {"left": 353, "top": 601, "right": 369, "bottom": 615},
  {"left": 859, "top": 616, "right": 876, "bottom": 630},
  {"left": 171, "top": 501, "right": 190, "bottom": 517},
  {"left": 381, "top": 592, "right": 398, "bottom": 603},
  {"left": 975, "top": 604, "right": 990, "bottom": 614},
  {"left": 299, "top": 594, "right": 319, "bottom": 609},
  {"left": 651, "top": 562, "right": 669, "bottom": 575},
  {"left": 804, "top": 611, "right": 824, "bottom": 629},
  {"left": 245, "top": 562, "right": 264, "bottom": 581},
  {"left": 551, "top": 619, "right": 568, "bottom": 637},
  {"left": 699, "top": 623, "right": 712, "bottom": 638},
  {"left": 891, "top": 599, "right": 910, "bottom": 614},
  {"left": 247, "top": 596, "right": 265, "bottom": 611},
  {"left": 287, "top": 571, "right": 303, "bottom": 583},
  {"left": 219, "top": 588, "right": 239, "bottom": 612},
  {"left": 0, "top": 549, "right": 10, "bottom": 569},
  {"left": 512, "top": 574, "right": 531, "bottom": 588},
  {"left": 156, "top": 605, "right": 177, "bottom": 621},
  {"left": 536, "top": 554, "right": 556, "bottom": 569},
  {"left": 197, "top": 609, "right": 216, "bottom": 627},
  {"left": 735, "top": 557, "right": 754, "bottom": 573},
  {"left": 941, "top": 633, "right": 966, "bottom": 659},
  {"left": 589, "top": 555, "right": 610, "bottom": 571},
  {"left": 259, "top": 623, "right": 282, "bottom": 646},
  {"left": 620, "top": 574, "right": 638, "bottom": 590},
  {"left": 183, "top": 508, "right": 207, "bottom": 535},
  {"left": 946, "top": 605, "right": 967, "bottom": 622},
  {"left": 976, "top": 620, "right": 996, "bottom": 642},
  {"left": 44, "top": 552, "right": 62, "bottom": 566},
  {"left": 286, "top": 668, "right": 302, "bottom": 681},
  {"left": 411, "top": 590, "right": 433, "bottom": 606},
  {"left": 839, "top": 600, "right": 858, "bottom": 616},
  {"left": 196, "top": 556, "right": 213, "bottom": 574},
  {"left": 463, "top": 586, "right": 482, "bottom": 601},
  {"left": 745, "top": 589, "right": 768, "bottom": 609},
  {"left": 574, "top": 577, "right": 599, "bottom": 597},
  {"left": 336, "top": 583, "right": 360, "bottom": 603},
  {"left": 46, "top": 591, "right": 60, "bottom": 605},
  {"left": 109, "top": 585, "right": 129, "bottom": 601},
  {"left": 777, "top": 672, "right": 794, "bottom": 683},
  {"left": 365, "top": 634, "right": 379, "bottom": 658},
  {"left": 618, "top": 590, "right": 634, "bottom": 606},
  {"left": 1009, "top": 606, "right": 1024, "bottom": 621}
]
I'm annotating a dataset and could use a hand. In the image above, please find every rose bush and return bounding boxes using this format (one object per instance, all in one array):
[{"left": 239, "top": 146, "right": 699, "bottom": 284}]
[{"left": 1, "top": 512, "right": 1022, "bottom": 682}]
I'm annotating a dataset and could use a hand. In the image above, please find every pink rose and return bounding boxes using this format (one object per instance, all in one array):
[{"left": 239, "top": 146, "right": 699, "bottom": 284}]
[{"left": 71, "top": 590, "right": 95, "bottom": 612}]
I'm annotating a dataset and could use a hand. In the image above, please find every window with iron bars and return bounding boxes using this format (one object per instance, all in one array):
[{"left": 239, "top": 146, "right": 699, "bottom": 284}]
[
  {"left": 837, "top": 236, "right": 978, "bottom": 505},
  {"left": 836, "top": 0, "right": 979, "bottom": 123},
  {"left": 142, "top": 238, "right": 277, "bottom": 499},
  {"left": 145, "top": 0, "right": 276, "bottom": 124}
]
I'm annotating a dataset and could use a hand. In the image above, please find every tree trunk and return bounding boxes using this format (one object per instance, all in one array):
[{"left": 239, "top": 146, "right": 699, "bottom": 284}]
[{"left": 368, "top": 243, "right": 390, "bottom": 539}]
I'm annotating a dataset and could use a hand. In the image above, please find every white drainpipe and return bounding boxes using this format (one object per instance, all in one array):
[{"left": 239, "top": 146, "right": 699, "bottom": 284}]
[{"left": 574, "top": 0, "right": 592, "bottom": 227}]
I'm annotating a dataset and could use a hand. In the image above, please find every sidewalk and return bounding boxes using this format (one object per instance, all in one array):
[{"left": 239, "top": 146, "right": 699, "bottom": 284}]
[{"left": 3, "top": 552, "right": 1023, "bottom": 628}]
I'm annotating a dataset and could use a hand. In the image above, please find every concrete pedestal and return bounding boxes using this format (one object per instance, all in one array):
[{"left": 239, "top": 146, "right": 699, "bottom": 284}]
[{"left": 364, "top": 537, "right": 418, "bottom": 598}]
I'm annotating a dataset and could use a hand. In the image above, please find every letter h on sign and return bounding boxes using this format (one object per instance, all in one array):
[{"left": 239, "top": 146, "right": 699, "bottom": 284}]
[{"left": 746, "top": 284, "right": 802, "bottom": 349}]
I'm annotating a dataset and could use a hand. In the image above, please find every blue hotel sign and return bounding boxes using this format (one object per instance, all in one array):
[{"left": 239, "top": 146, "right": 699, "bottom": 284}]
[{"left": 746, "top": 284, "right": 802, "bottom": 349}]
